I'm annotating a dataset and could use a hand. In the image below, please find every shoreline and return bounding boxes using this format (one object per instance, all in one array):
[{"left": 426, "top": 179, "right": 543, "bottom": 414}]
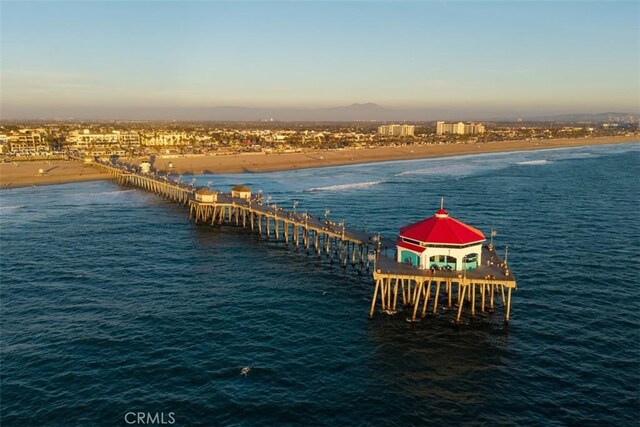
[
  {"left": 1, "top": 136, "right": 637, "bottom": 189},
  {"left": 152, "top": 135, "right": 637, "bottom": 175}
]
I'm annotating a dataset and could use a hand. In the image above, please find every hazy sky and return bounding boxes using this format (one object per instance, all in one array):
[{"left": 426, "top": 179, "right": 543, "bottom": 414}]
[{"left": 2, "top": 0, "right": 639, "bottom": 119}]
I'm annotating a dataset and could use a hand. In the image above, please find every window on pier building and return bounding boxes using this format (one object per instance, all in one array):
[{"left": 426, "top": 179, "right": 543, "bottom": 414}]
[
  {"left": 429, "top": 255, "right": 457, "bottom": 269},
  {"left": 464, "top": 253, "right": 479, "bottom": 270}
]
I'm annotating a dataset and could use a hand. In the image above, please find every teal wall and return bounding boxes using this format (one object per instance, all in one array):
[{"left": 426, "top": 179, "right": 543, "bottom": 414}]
[
  {"left": 463, "top": 253, "right": 479, "bottom": 270},
  {"left": 400, "top": 250, "right": 420, "bottom": 267}
]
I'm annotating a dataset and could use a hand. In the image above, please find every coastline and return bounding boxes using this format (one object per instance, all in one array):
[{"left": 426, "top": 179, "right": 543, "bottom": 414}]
[
  {"left": 153, "top": 135, "right": 638, "bottom": 175},
  {"left": 0, "top": 136, "right": 637, "bottom": 189}
]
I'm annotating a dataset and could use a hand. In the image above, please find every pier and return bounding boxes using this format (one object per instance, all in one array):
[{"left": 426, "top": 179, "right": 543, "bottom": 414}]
[{"left": 91, "top": 159, "right": 517, "bottom": 323}]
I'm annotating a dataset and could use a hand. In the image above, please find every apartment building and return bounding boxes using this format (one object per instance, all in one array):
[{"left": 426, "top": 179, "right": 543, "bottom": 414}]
[
  {"left": 436, "top": 121, "right": 485, "bottom": 135},
  {"left": 378, "top": 124, "right": 415, "bottom": 137},
  {"left": 7, "top": 132, "right": 49, "bottom": 155}
]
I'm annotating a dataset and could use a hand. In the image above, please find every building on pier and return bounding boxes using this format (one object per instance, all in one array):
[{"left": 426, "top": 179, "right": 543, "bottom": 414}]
[
  {"left": 195, "top": 188, "right": 217, "bottom": 203},
  {"left": 396, "top": 205, "right": 485, "bottom": 270},
  {"left": 140, "top": 161, "right": 151, "bottom": 174},
  {"left": 231, "top": 185, "right": 251, "bottom": 200}
]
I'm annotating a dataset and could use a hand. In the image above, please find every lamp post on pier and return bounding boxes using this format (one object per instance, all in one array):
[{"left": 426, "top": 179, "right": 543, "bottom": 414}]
[
  {"left": 504, "top": 245, "right": 509, "bottom": 267},
  {"left": 371, "top": 233, "right": 381, "bottom": 269}
]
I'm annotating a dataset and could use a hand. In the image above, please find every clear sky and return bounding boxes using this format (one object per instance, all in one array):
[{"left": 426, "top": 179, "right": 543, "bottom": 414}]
[{"left": 1, "top": 0, "right": 639, "bottom": 119}]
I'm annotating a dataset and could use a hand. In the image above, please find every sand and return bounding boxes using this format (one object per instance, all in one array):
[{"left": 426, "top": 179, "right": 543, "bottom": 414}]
[
  {"left": 0, "top": 160, "right": 109, "bottom": 189},
  {"left": 1, "top": 136, "right": 637, "bottom": 189},
  {"left": 153, "top": 135, "right": 638, "bottom": 175}
]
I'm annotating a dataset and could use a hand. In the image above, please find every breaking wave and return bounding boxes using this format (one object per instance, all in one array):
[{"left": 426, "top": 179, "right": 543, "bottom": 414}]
[
  {"left": 94, "top": 190, "right": 136, "bottom": 196},
  {"left": 303, "top": 181, "right": 382, "bottom": 192},
  {"left": 395, "top": 163, "right": 487, "bottom": 177},
  {"left": 0, "top": 205, "right": 26, "bottom": 211},
  {"left": 516, "top": 160, "right": 551, "bottom": 166}
]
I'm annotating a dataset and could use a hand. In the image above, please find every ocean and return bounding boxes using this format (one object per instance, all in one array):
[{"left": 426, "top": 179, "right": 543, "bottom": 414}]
[{"left": 1, "top": 142, "right": 638, "bottom": 425}]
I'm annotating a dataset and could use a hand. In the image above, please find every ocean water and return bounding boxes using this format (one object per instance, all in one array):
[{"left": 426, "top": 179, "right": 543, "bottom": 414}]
[{"left": 1, "top": 142, "right": 638, "bottom": 426}]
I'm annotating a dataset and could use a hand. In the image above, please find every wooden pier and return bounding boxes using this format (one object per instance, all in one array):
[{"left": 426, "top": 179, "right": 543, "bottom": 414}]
[
  {"left": 90, "top": 159, "right": 517, "bottom": 323},
  {"left": 189, "top": 193, "right": 376, "bottom": 271}
]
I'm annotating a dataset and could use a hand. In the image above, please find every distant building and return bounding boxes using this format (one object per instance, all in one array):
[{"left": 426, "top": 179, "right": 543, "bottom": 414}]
[
  {"left": 436, "top": 121, "right": 485, "bottom": 135},
  {"left": 115, "top": 131, "right": 141, "bottom": 147},
  {"left": 8, "top": 132, "right": 49, "bottom": 155},
  {"left": 141, "top": 132, "right": 187, "bottom": 147},
  {"left": 66, "top": 129, "right": 125, "bottom": 155},
  {"left": 378, "top": 124, "right": 415, "bottom": 137},
  {"left": 0, "top": 135, "right": 9, "bottom": 154}
]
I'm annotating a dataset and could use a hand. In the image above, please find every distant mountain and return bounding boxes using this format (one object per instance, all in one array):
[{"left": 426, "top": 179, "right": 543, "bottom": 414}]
[{"left": 4, "top": 104, "right": 639, "bottom": 123}]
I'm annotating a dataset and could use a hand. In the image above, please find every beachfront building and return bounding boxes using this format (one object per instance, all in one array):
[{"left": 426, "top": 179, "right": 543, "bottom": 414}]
[
  {"left": 66, "top": 129, "right": 126, "bottom": 155},
  {"left": 140, "top": 132, "right": 191, "bottom": 147},
  {"left": 378, "top": 124, "right": 415, "bottom": 137},
  {"left": 231, "top": 185, "right": 252, "bottom": 200},
  {"left": 396, "top": 204, "right": 486, "bottom": 271},
  {"left": 7, "top": 132, "right": 49, "bottom": 155},
  {"left": 195, "top": 188, "right": 217, "bottom": 203},
  {"left": 0, "top": 135, "right": 8, "bottom": 155},
  {"left": 115, "top": 131, "right": 141, "bottom": 148},
  {"left": 436, "top": 121, "right": 485, "bottom": 135}
]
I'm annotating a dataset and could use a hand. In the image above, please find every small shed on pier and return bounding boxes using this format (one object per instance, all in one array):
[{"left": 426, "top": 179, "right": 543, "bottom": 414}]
[
  {"left": 396, "top": 204, "right": 485, "bottom": 271},
  {"left": 140, "top": 161, "right": 151, "bottom": 174},
  {"left": 231, "top": 185, "right": 251, "bottom": 200},
  {"left": 195, "top": 188, "right": 217, "bottom": 203}
]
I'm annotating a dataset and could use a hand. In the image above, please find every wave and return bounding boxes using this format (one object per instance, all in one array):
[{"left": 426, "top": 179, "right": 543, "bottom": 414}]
[
  {"left": 0, "top": 205, "right": 26, "bottom": 211},
  {"left": 395, "top": 163, "right": 486, "bottom": 177},
  {"left": 516, "top": 160, "right": 551, "bottom": 166},
  {"left": 552, "top": 152, "right": 593, "bottom": 160},
  {"left": 94, "top": 190, "right": 136, "bottom": 196},
  {"left": 303, "top": 181, "right": 382, "bottom": 192}
]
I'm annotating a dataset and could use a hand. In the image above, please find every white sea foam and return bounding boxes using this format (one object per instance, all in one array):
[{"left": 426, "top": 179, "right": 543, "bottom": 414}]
[
  {"left": 95, "top": 189, "right": 136, "bottom": 196},
  {"left": 304, "top": 181, "right": 382, "bottom": 192},
  {"left": 516, "top": 160, "right": 551, "bottom": 166},
  {"left": 552, "top": 152, "right": 593, "bottom": 160},
  {"left": 395, "top": 163, "right": 485, "bottom": 177},
  {"left": 0, "top": 205, "right": 26, "bottom": 211}
]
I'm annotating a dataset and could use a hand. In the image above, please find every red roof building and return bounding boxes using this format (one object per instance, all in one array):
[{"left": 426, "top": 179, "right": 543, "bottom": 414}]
[
  {"left": 399, "top": 208, "right": 485, "bottom": 246},
  {"left": 396, "top": 204, "right": 486, "bottom": 271}
]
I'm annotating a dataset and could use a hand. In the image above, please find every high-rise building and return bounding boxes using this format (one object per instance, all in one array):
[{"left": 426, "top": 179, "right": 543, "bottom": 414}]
[
  {"left": 378, "top": 124, "right": 415, "bottom": 137},
  {"left": 436, "top": 121, "right": 485, "bottom": 135}
]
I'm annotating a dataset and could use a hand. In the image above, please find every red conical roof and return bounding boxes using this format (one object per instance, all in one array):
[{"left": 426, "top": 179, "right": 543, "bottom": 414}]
[{"left": 399, "top": 208, "right": 486, "bottom": 245}]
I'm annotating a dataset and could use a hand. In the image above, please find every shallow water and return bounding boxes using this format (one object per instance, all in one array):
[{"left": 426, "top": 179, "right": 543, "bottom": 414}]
[{"left": 1, "top": 143, "right": 639, "bottom": 425}]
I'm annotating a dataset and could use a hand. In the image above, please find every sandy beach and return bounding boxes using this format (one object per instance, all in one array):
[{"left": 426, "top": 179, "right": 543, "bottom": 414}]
[
  {"left": 0, "top": 136, "right": 636, "bottom": 189},
  {"left": 0, "top": 160, "right": 109, "bottom": 189},
  {"left": 153, "top": 135, "right": 637, "bottom": 175}
]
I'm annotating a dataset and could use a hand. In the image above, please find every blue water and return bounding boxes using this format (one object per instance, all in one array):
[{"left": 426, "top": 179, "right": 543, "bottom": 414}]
[{"left": 1, "top": 143, "right": 639, "bottom": 425}]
